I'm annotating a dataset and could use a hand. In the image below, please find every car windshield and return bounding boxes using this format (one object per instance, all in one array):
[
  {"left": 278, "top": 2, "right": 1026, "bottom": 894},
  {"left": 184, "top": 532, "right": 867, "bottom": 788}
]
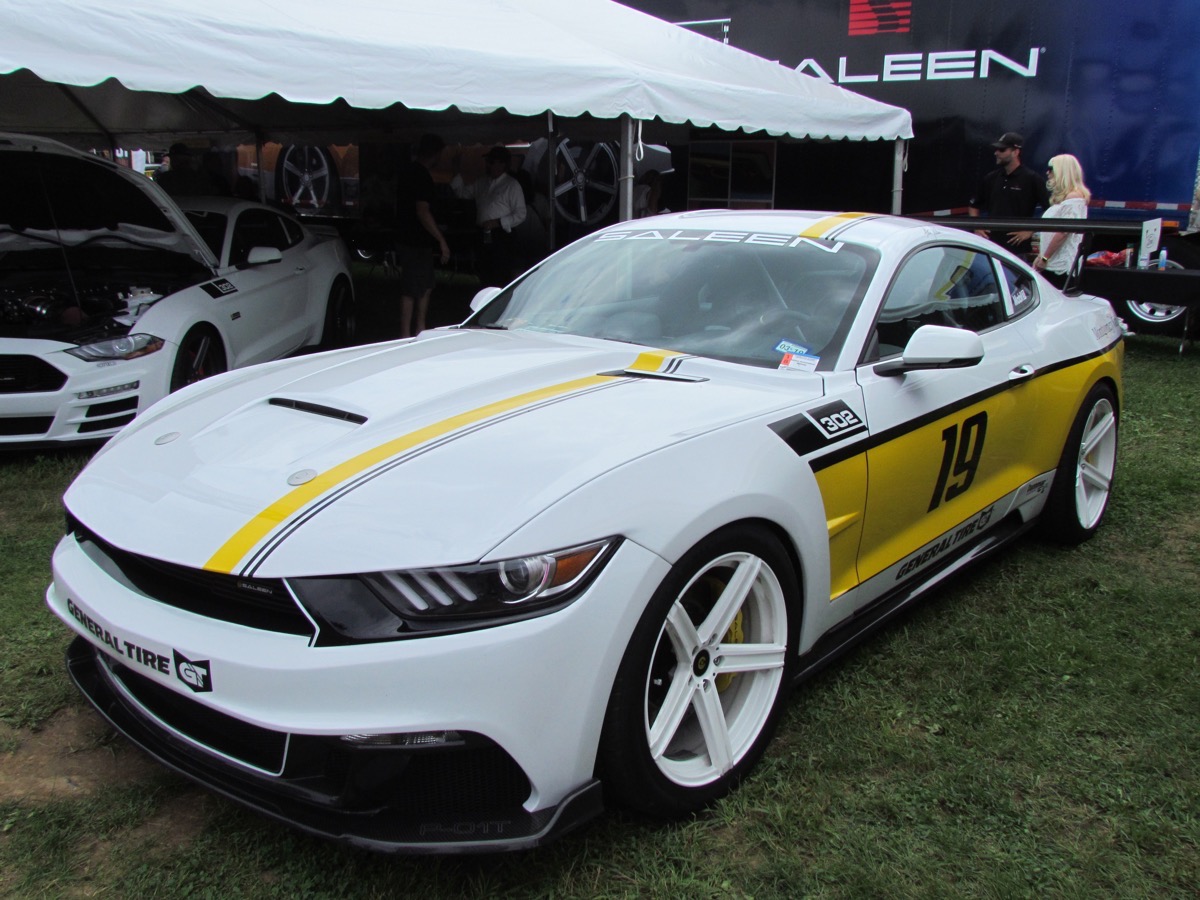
[
  {"left": 184, "top": 210, "right": 228, "bottom": 260},
  {"left": 466, "top": 226, "right": 879, "bottom": 368}
]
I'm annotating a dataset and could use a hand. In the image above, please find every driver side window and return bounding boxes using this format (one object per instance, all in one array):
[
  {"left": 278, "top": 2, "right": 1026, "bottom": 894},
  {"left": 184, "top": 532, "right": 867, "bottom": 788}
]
[
  {"left": 870, "top": 246, "right": 1004, "bottom": 360},
  {"left": 230, "top": 209, "right": 290, "bottom": 266}
]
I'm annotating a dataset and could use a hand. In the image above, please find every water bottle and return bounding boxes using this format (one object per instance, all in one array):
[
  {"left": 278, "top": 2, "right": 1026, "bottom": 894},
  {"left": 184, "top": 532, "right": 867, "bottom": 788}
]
[{"left": 1157, "top": 249, "right": 1168, "bottom": 269}]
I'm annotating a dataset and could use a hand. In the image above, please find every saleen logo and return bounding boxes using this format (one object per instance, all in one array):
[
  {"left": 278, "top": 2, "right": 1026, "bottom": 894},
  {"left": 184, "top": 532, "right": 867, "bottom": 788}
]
[
  {"left": 849, "top": 0, "right": 911, "bottom": 36},
  {"left": 796, "top": 47, "right": 1041, "bottom": 84}
]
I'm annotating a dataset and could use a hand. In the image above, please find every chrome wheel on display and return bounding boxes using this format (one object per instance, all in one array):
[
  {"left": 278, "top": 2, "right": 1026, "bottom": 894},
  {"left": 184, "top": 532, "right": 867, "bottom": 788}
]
[{"left": 552, "top": 140, "right": 618, "bottom": 226}]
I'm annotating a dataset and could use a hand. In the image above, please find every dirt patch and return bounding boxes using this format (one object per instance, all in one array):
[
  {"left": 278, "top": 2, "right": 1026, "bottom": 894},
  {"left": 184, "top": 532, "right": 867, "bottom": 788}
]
[{"left": 0, "top": 705, "right": 161, "bottom": 803}]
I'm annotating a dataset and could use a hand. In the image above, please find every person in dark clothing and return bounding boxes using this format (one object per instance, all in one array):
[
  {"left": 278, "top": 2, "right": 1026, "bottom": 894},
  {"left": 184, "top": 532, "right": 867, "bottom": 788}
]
[
  {"left": 395, "top": 134, "right": 451, "bottom": 338},
  {"left": 968, "top": 131, "right": 1049, "bottom": 258},
  {"left": 155, "top": 143, "right": 230, "bottom": 197}
]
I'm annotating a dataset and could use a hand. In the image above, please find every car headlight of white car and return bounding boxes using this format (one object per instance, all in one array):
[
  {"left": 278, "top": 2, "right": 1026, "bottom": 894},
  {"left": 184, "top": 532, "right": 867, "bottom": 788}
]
[
  {"left": 65, "top": 333, "right": 165, "bottom": 362},
  {"left": 288, "top": 538, "right": 618, "bottom": 644}
]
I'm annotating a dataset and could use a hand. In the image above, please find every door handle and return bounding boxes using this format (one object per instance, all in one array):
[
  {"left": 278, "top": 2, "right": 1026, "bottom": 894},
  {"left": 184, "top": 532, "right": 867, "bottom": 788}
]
[{"left": 1008, "top": 364, "right": 1036, "bottom": 382}]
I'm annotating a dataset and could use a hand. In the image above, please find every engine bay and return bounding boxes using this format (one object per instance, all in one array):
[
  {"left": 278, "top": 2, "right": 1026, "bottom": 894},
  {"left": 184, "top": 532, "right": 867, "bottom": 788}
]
[{"left": 0, "top": 248, "right": 205, "bottom": 343}]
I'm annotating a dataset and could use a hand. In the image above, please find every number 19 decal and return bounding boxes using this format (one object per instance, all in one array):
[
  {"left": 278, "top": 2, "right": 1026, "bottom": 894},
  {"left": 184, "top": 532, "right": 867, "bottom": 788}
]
[{"left": 929, "top": 411, "right": 988, "bottom": 511}]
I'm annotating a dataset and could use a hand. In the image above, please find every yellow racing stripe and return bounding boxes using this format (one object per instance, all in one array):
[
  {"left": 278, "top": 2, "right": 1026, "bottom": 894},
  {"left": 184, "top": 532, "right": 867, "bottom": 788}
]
[
  {"left": 204, "top": 373, "right": 618, "bottom": 573},
  {"left": 627, "top": 349, "right": 686, "bottom": 372},
  {"left": 798, "top": 212, "right": 872, "bottom": 240}
]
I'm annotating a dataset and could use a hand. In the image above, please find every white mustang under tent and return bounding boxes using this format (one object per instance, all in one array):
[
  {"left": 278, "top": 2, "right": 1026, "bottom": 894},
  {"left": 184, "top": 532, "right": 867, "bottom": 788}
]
[{"left": 0, "top": 0, "right": 913, "bottom": 216}]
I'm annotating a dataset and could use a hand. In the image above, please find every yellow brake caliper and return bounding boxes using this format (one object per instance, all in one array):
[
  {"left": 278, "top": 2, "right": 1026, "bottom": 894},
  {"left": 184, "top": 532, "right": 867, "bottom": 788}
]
[{"left": 716, "top": 610, "right": 744, "bottom": 693}]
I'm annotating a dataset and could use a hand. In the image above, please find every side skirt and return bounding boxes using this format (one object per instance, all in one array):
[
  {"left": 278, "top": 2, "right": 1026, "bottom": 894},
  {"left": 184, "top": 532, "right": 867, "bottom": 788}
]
[{"left": 789, "top": 512, "right": 1034, "bottom": 688}]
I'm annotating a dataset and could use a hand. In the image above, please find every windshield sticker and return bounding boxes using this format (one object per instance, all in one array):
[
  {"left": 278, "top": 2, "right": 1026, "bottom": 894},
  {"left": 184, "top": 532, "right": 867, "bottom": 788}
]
[
  {"left": 201, "top": 279, "right": 238, "bottom": 298},
  {"left": 595, "top": 229, "right": 842, "bottom": 251},
  {"left": 775, "top": 339, "right": 810, "bottom": 355},
  {"left": 779, "top": 351, "right": 820, "bottom": 372}
]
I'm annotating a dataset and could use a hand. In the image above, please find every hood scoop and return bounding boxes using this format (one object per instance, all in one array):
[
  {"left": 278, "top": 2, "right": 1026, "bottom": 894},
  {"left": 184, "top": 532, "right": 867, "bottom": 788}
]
[
  {"left": 268, "top": 397, "right": 368, "bottom": 425},
  {"left": 598, "top": 368, "right": 708, "bottom": 383}
]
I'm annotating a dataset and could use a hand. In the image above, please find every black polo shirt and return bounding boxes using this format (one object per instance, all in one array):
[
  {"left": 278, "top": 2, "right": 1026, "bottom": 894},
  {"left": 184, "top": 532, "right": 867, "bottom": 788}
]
[{"left": 971, "top": 164, "right": 1048, "bottom": 218}]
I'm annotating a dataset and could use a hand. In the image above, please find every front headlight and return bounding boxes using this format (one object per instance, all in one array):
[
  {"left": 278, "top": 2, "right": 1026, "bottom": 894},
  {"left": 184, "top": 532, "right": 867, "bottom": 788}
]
[
  {"left": 66, "top": 334, "right": 165, "bottom": 362},
  {"left": 288, "top": 538, "right": 618, "bottom": 646}
]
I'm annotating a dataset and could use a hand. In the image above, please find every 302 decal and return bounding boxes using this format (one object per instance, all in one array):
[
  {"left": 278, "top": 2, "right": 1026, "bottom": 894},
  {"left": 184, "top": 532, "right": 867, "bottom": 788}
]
[{"left": 929, "top": 411, "right": 988, "bottom": 511}]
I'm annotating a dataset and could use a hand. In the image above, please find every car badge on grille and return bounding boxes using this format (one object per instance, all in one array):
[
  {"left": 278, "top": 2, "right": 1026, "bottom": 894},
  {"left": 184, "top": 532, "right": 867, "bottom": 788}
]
[{"left": 173, "top": 649, "right": 213, "bottom": 693}]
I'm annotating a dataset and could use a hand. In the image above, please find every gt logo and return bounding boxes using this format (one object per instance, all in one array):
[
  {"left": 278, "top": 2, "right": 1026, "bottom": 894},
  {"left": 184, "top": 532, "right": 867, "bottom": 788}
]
[
  {"left": 173, "top": 650, "right": 213, "bottom": 693},
  {"left": 807, "top": 401, "right": 867, "bottom": 440},
  {"left": 929, "top": 412, "right": 988, "bottom": 511}
]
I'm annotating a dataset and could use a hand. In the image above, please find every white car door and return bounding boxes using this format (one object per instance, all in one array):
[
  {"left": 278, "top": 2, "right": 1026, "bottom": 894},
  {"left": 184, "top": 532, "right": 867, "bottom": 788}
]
[
  {"left": 221, "top": 208, "right": 311, "bottom": 364},
  {"left": 851, "top": 244, "right": 1044, "bottom": 592}
]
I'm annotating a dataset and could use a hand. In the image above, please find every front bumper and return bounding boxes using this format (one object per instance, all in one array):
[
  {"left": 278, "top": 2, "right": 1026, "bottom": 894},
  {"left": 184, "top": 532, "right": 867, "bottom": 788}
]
[
  {"left": 66, "top": 637, "right": 602, "bottom": 853},
  {"left": 48, "top": 530, "right": 668, "bottom": 851},
  {"left": 0, "top": 342, "right": 166, "bottom": 445}
]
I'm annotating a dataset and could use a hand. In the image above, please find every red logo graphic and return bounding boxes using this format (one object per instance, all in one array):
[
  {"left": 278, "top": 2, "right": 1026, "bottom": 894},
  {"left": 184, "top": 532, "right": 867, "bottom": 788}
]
[{"left": 849, "top": 0, "right": 912, "bottom": 35}]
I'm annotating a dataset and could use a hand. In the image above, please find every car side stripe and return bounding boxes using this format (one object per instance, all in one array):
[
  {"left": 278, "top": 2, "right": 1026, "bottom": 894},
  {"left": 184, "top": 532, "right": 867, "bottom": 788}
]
[
  {"left": 802, "top": 338, "right": 1123, "bottom": 473},
  {"left": 204, "top": 373, "right": 620, "bottom": 574}
]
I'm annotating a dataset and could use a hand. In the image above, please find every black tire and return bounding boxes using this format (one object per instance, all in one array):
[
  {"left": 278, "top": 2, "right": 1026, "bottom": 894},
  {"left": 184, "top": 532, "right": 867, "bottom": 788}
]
[
  {"left": 1037, "top": 382, "right": 1119, "bottom": 544},
  {"left": 598, "top": 524, "right": 797, "bottom": 817},
  {"left": 169, "top": 326, "right": 227, "bottom": 393},
  {"left": 274, "top": 145, "right": 341, "bottom": 211},
  {"left": 320, "top": 278, "right": 356, "bottom": 348}
]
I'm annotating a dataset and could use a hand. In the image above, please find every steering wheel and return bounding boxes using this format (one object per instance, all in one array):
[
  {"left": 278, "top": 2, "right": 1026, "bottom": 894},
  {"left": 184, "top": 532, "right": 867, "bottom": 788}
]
[{"left": 757, "top": 309, "right": 811, "bottom": 346}]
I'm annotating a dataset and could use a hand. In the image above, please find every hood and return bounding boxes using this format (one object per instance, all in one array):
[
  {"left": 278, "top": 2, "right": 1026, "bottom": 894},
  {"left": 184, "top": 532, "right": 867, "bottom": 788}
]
[
  {"left": 66, "top": 329, "right": 824, "bottom": 576},
  {"left": 0, "top": 133, "right": 217, "bottom": 266}
]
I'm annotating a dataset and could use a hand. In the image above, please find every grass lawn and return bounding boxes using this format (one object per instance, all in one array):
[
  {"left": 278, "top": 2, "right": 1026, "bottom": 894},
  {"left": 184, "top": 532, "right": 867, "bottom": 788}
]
[{"left": 0, "top": 334, "right": 1196, "bottom": 898}]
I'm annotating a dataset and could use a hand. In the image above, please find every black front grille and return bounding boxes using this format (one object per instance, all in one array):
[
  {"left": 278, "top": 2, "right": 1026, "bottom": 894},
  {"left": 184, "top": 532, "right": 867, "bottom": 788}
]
[
  {"left": 0, "top": 354, "right": 67, "bottom": 393},
  {"left": 104, "top": 656, "right": 287, "bottom": 772},
  {"left": 78, "top": 413, "right": 136, "bottom": 434},
  {"left": 84, "top": 396, "right": 139, "bottom": 418},
  {"left": 0, "top": 415, "right": 53, "bottom": 436},
  {"left": 72, "top": 523, "right": 313, "bottom": 638}
]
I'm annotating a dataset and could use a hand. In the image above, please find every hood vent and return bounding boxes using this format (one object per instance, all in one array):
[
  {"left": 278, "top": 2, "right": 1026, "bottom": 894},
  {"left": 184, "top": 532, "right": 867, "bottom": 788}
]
[
  {"left": 268, "top": 397, "right": 367, "bottom": 424},
  {"left": 599, "top": 368, "right": 707, "bottom": 383}
]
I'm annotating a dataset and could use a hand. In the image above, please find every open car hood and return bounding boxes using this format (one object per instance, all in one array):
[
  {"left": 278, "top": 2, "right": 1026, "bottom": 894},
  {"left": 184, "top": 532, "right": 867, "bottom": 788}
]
[{"left": 0, "top": 132, "right": 217, "bottom": 267}]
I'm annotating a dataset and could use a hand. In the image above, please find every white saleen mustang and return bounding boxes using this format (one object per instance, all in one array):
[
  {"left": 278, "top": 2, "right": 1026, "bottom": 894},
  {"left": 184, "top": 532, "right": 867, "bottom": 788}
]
[
  {"left": 48, "top": 210, "right": 1122, "bottom": 853},
  {"left": 0, "top": 133, "right": 354, "bottom": 446}
]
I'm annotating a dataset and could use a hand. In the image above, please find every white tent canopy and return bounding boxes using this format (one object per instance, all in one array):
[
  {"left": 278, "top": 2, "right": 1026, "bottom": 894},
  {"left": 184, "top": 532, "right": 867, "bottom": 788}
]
[{"left": 0, "top": 0, "right": 913, "bottom": 212}]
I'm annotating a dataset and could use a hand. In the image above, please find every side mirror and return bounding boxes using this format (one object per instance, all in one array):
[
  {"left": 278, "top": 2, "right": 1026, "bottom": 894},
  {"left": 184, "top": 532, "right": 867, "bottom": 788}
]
[
  {"left": 873, "top": 324, "right": 984, "bottom": 376},
  {"left": 245, "top": 246, "right": 283, "bottom": 266},
  {"left": 469, "top": 286, "right": 503, "bottom": 312}
]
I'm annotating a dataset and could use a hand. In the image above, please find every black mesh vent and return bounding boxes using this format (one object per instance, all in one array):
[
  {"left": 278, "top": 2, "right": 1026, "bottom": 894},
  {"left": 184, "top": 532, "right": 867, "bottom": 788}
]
[
  {"left": 77, "top": 413, "right": 136, "bottom": 434},
  {"left": 84, "top": 396, "right": 139, "bottom": 418},
  {"left": 0, "top": 354, "right": 68, "bottom": 393},
  {"left": 0, "top": 415, "right": 53, "bottom": 436},
  {"left": 72, "top": 523, "right": 313, "bottom": 638},
  {"left": 105, "top": 658, "right": 287, "bottom": 772}
]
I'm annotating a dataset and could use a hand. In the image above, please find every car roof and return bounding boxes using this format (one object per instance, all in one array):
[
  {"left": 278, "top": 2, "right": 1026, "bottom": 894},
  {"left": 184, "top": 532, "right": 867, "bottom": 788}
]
[{"left": 606, "top": 208, "right": 968, "bottom": 253}]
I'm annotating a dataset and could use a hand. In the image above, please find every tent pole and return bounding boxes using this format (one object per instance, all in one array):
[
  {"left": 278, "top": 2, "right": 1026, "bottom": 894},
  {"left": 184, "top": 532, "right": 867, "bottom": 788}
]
[
  {"left": 891, "top": 138, "right": 906, "bottom": 214},
  {"left": 619, "top": 114, "right": 635, "bottom": 221}
]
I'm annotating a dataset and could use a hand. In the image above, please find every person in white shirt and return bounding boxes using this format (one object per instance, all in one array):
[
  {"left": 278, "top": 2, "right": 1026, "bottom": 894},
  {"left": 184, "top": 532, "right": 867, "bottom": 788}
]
[
  {"left": 451, "top": 145, "right": 527, "bottom": 285},
  {"left": 1033, "top": 154, "right": 1091, "bottom": 289}
]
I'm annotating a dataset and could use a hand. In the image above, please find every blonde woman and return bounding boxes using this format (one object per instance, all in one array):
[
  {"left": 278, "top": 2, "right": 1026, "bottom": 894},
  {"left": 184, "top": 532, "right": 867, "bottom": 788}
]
[{"left": 1033, "top": 154, "right": 1091, "bottom": 287}]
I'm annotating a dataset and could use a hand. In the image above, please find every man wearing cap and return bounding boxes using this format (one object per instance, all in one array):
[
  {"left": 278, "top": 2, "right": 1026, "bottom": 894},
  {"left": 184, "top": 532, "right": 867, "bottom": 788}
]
[
  {"left": 451, "top": 145, "right": 527, "bottom": 285},
  {"left": 968, "top": 131, "right": 1049, "bottom": 258}
]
